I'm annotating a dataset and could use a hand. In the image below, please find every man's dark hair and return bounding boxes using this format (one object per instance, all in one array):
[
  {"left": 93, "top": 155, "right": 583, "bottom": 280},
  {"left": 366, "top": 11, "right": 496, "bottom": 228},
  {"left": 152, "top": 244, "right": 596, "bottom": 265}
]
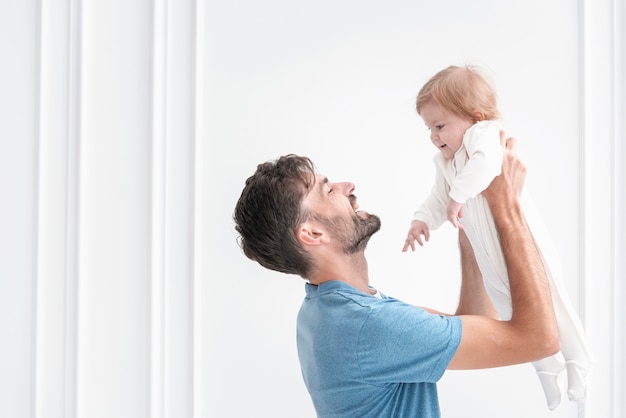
[{"left": 234, "top": 154, "right": 316, "bottom": 278}]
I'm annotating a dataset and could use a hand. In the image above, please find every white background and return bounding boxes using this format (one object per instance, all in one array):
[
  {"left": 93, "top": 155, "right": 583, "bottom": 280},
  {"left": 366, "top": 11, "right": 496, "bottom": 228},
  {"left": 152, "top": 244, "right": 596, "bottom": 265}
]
[
  {"left": 204, "top": 1, "right": 583, "bottom": 417},
  {"left": 1, "top": 0, "right": 624, "bottom": 417}
]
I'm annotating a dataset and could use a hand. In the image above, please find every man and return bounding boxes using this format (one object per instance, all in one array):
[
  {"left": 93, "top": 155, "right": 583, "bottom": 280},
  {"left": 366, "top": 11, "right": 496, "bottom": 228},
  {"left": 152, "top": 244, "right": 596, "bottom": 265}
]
[{"left": 233, "top": 136, "right": 559, "bottom": 417}]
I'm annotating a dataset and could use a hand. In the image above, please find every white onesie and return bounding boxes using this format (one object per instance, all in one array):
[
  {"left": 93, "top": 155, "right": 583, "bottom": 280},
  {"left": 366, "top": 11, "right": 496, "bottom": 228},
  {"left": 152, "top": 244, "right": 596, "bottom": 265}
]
[{"left": 413, "top": 121, "right": 592, "bottom": 410}]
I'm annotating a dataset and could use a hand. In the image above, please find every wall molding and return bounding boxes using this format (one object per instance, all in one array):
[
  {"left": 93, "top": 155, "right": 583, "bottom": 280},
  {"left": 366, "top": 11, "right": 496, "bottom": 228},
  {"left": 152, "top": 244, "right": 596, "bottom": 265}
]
[
  {"left": 150, "top": 0, "right": 197, "bottom": 417},
  {"left": 34, "top": 0, "right": 81, "bottom": 417},
  {"left": 34, "top": 0, "right": 196, "bottom": 417},
  {"left": 580, "top": 0, "right": 625, "bottom": 417},
  {"left": 610, "top": 1, "right": 625, "bottom": 416},
  {"left": 149, "top": 0, "right": 167, "bottom": 416}
]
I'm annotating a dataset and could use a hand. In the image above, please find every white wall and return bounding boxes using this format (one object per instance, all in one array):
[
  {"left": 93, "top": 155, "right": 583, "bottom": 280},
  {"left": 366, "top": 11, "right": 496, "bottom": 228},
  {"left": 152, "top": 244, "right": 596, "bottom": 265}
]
[
  {"left": 1, "top": 1, "right": 196, "bottom": 418},
  {"left": 203, "top": 1, "right": 624, "bottom": 417},
  {"left": 0, "top": 0, "right": 623, "bottom": 417}
]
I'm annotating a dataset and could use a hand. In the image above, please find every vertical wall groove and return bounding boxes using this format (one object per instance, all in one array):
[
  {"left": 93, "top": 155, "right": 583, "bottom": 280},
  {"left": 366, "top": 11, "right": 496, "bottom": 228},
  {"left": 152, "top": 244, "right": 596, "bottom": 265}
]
[
  {"left": 32, "top": 0, "right": 43, "bottom": 415},
  {"left": 150, "top": 0, "right": 168, "bottom": 417},
  {"left": 608, "top": 2, "right": 617, "bottom": 417},
  {"left": 577, "top": 0, "right": 587, "bottom": 332},
  {"left": 578, "top": 0, "right": 588, "bottom": 418},
  {"left": 188, "top": 3, "right": 197, "bottom": 416},
  {"left": 192, "top": 1, "right": 204, "bottom": 416},
  {"left": 611, "top": 2, "right": 625, "bottom": 417},
  {"left": 576, "top": 3, "right": 587, "bottom": 414},
  {"left": 65, "top": 0, "right": 81, "bottom": 415}
]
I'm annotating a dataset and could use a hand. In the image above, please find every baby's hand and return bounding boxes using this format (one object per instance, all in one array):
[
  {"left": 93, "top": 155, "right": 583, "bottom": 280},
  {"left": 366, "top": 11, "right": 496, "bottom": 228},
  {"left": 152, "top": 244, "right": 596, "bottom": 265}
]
[
  {"left": 447, "top": 199, "right": 464, "bottom": 229},
  {"left": 402, "top": 220, "right": 430, "bottom": 252}
]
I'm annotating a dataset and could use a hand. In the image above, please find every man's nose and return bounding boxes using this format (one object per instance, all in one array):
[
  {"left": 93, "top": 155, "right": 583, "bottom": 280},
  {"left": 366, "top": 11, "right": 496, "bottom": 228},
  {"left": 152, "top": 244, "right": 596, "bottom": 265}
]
[{"left": 336, "top": 182, "right": 355, "bottom": 196}]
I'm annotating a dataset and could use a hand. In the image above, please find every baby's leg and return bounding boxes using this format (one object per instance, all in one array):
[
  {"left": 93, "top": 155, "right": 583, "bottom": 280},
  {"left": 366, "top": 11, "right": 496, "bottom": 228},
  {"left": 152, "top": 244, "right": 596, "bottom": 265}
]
[
  {"left": 522, "top": 195, "right": 593, "bottom": 402},
  {"left": 533, "top": 355, "right": 565, "bottom": 410},
  {"left": 553, "top": 293, "right": 593, "bottom": 402},
  {"left": 542, "top": 250, "right": 592, "bottom": 402}
]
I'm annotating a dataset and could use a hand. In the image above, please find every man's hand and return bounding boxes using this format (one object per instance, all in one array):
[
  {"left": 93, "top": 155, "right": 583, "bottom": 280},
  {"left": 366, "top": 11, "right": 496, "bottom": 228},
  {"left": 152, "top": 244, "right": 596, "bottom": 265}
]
[{"left": 482, "top": 132, "right": 526, "bottom": 210}]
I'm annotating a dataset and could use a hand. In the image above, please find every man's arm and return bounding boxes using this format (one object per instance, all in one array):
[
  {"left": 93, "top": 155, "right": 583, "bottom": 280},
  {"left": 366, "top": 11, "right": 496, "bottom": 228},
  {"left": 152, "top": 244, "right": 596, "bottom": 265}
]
[
  {"left": 448, "top": 137, "right": 559, "bottom": 370},
  {"left": 455, "top": 229, "right": 498, "bottom": 319}
]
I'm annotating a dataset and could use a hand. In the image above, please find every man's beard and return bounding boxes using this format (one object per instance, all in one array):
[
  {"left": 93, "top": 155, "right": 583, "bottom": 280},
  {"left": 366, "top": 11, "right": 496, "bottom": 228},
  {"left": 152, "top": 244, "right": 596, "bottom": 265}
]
[
  {"left": 316, "top": 212, "right": 381, "bottom": 254},
  {"left": 347, "top": 212, "right": 381, "bottom": 253}
]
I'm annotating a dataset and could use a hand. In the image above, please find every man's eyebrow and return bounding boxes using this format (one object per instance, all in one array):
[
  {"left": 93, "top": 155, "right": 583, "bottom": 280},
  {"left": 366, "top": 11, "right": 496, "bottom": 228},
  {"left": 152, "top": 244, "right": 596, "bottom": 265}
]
[{"left": 318, "top": 177, "right": 329, "bottom": 194}]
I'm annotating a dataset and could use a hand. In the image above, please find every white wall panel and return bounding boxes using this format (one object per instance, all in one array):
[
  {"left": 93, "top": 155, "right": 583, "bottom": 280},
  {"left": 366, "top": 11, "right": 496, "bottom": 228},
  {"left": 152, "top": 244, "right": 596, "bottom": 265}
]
[
  {"left": 77, "top": 0, "right": 197, "bottom": 417},
  {"left": 0, "top": 1, "right": 38, "bottom": 417},
  {"left": 77, "top": 1, "right": 152, "bottom": 416},
  {"left": 6, "top": 0, "right": 197, "bottom": 417},
  {"left": 580, "top": 0, "right": 625, "bottom": 417},
  {"left": 151, "top": 0, "right": 197, "bottom": 417}
]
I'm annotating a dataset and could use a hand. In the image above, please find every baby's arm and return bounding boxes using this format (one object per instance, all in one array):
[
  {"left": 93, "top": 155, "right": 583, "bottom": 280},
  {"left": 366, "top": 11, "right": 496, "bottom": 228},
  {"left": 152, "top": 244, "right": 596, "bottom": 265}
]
[
  {"left": 446, "top": 198, "right": 464, "bottom": 229},
  {"left": 402, "top": 220, "right": 430, "bottom": 252},
  {"left": 449, "top": 122, "right": 503, "bottom": 205},
  {"left": 403, "top": 158, "right": 448, "bottom": 252}
]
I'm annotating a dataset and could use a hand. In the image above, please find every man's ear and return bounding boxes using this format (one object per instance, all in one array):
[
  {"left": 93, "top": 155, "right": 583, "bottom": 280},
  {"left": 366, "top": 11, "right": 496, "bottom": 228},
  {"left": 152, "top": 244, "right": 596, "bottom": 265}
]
[{"left": 297, "top": 222, "right": 328, "bottom": 246}]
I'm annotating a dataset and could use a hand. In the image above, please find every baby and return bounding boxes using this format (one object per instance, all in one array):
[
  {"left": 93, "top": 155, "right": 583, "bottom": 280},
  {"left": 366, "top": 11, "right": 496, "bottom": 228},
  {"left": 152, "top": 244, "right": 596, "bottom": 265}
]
[{"left": 403, "top": 65, "right": 592, "bottom": 410}]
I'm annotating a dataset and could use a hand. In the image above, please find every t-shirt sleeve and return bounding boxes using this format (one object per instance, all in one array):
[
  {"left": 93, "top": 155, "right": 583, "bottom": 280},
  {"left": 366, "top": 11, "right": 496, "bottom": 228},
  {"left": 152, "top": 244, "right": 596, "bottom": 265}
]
[{"left": 356, "top": 299, "right": 462, "bottom": 385}]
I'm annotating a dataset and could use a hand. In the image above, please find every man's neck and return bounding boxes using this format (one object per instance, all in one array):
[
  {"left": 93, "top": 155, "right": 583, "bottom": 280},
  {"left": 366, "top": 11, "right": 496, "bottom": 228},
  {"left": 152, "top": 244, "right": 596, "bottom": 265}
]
[{"left": 307, "top": 253, "right": 371, "bottom": 295}]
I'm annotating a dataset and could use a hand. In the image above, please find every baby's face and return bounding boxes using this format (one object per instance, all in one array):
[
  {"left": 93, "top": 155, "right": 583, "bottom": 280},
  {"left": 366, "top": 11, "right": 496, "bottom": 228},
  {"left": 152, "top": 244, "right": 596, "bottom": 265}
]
[{"left": 420, "top": 100, "right": 474, "bottom": 160}]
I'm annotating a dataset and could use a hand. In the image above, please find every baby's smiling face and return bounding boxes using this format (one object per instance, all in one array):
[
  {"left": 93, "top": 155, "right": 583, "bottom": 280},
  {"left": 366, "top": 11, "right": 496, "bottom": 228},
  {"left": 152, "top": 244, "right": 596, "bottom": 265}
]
[{"left": 420, "top": 100, "right": 474, "bottom": 160}]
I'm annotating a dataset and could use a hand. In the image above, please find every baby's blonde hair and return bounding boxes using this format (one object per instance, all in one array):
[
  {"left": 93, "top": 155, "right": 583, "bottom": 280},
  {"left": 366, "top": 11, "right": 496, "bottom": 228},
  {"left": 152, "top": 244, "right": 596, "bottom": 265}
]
[{"left": 416, "top": 65, "right": 500, "bottom": 121}]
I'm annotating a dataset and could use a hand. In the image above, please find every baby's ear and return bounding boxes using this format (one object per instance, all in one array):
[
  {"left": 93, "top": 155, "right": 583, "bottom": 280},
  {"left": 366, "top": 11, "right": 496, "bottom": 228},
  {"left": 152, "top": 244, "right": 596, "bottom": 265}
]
[{"left": 472, "top": 111, "right": 485, "bottom": 122}]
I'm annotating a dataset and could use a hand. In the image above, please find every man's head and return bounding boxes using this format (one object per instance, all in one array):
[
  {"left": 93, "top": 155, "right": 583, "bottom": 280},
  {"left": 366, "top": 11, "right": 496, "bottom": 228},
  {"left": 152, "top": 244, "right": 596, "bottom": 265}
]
[{"left": 234, "top": 154, "right": 380, "bottom": 279}]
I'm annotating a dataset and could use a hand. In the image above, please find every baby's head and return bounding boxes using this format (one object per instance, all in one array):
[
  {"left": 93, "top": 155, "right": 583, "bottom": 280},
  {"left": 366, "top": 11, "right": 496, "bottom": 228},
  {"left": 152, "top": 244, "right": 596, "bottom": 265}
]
[{"left": 416, "top": 65, "right": 500, "bottom": 122}]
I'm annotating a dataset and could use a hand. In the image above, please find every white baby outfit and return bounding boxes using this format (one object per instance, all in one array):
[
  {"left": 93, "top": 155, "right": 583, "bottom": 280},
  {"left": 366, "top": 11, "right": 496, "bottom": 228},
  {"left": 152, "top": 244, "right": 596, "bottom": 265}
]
[{"left": 413, "top": 121, "right": 593, "bottom": 410}]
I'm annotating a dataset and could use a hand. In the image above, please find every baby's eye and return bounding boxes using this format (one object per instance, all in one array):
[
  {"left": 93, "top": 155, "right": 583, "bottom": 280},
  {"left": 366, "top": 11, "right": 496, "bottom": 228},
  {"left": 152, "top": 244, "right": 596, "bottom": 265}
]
[{"left": 436, "top": 125, "right": 444, "bottom": 130}]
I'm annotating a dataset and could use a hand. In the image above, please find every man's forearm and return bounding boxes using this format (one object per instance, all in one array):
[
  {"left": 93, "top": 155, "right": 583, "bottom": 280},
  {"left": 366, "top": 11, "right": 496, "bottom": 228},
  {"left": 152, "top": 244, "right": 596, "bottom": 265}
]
[
  {"left": 455, "top": 230, "right": 498, "bottom": 318},
  {"left": 490, "top": 196, "right": 559, "bottom": 355},
  {"left": 448, "top": 137, "right": 560, "bottom": 369}
]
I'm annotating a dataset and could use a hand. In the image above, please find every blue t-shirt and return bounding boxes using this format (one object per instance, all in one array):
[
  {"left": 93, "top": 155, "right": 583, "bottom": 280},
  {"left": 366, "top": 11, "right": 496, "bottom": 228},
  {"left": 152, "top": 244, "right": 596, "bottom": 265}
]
[{"left": 296, "top": 281, "right": 462, "bottom": 418}]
